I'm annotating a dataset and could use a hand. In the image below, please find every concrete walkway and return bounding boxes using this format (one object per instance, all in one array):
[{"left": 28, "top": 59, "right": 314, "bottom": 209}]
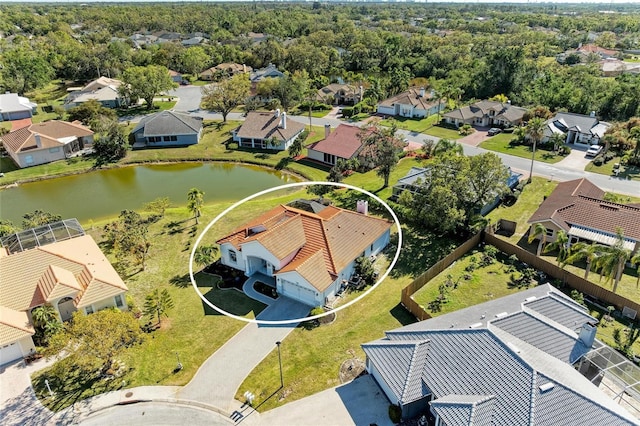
[
  {"left": 242, "top": 274, "right": 278, "bottom": 306},
  {"left": 175, "top": 297, "right": 310, "bottom": 412}
]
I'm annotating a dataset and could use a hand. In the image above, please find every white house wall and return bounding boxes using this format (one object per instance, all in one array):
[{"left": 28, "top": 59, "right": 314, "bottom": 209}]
[
  {"left": 219, "top": 243, "right": 246, "bottom": 272},
  {"left": 306, "top": 148, "right": 326, "bottom": 164},
  {"left": 377, "top": 105, "right": 395, "bottom": 116},
  {"left": 16, "top": 146, "right": 67, "bottom": 168},
  {"left": 276, "top": 271, "right": 324, "bottom": 307},
  {"left": 367, "top": 358, "right": 398, "bottom": 407},
  {"left": 241, "top": 241, "right": 284, "bottom": 270},
  {"left": 0, "top": 335, "right": 36, "bottom": 365}
]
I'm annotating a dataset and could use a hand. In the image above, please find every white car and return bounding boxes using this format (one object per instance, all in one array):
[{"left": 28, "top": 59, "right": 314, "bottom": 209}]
[{"left": 585, "top": 145, "right": 603, "bottom": 157}]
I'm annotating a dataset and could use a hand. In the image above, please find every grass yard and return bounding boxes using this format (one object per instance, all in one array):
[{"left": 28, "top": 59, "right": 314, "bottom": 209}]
[
  {"left": 378, "top": 114, "right": 439, "bottom": 133},
  {"left": 480, "top": 134, "right": 564, "bottom": 164},
  {"left": 585, "top": 157, "right": 640, "bottom": 181},
  {"left": 0, "top": 122, "right": 328, "bottom": 186},
  {"left": 31, "top": 189, "right": 313, "bottom": 411},
  {"left": 236, "top": 220, "right": 462, "bottom": 412},
  {"left": 117, "top": 101, "right": 177, "bottom": 118},
  {"left": 411, "top": 247, "right": 534, "bottom": 315}
]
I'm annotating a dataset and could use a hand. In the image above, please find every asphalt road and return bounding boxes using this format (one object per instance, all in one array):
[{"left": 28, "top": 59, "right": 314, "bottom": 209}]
[{"left": 78, "top": 402, "right": 235, "bottom": 426}]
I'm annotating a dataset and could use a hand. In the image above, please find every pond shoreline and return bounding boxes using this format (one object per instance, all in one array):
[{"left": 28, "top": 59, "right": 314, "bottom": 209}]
[{"left": 0, "top": 158, "right": 310, "bottom": 190}]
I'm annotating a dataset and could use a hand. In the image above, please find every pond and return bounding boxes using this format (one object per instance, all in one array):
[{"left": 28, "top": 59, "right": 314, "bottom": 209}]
[{"left": 0, "top": 162, "right": 300, "bottom": 224}]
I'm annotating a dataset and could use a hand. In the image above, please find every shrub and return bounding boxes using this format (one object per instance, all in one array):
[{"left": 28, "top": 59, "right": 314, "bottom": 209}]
[
  {"left": 592, "top": 155, "right": 604, "bottom": 166},
  {"left": 604, "top": 151, "right": 615, "bottom": 162},
  {"left": 310, "top": 306, "right": 324, "bottom": 317},
  {"left": 342, "top": 107, "right": 354, "bottom": 118},
  {"left": 558, "top": 145, "right": 571, "bottom": 156}
]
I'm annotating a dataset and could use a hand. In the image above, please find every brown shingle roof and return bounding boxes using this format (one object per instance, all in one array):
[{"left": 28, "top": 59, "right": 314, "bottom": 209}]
[
  {"left": 0, "top": 307, "right": 35, "bottom": 346},
  {"left": 307, "top": 124, "right": 363, "bottom": 160},
  {"left": 236, "top": 112, "right": 305, "bottom": 142},
  {"left": 1, "top": 120, "right": 93, "bottom": 154},
  {"left": 217, "top": 203, "right": 392, "bottom": 291},
  {"left": 0, "top": 235, "right": 127, "bottom": 313},
  {"left": 528, "top": 178, "right": 640, "bottom": 240}
]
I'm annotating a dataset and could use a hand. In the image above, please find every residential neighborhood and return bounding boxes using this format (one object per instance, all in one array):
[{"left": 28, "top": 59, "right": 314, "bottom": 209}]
[{"left": 1, "top": 3, "right": 640, "bottom": 426}]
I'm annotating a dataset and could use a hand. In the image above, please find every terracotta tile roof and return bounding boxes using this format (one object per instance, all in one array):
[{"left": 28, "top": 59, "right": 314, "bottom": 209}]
[
  {"left": 528, "top": 178, "right": 640, "bottom": 240},
  {"left": 378, "top": 87, "right": 441, "bottom": 111},
  {"left": 1, "top": 120, "right": 93, "bottom": 154},
  {"left": 248, "top": 215, "right": 307, "bottom": 260},
  {"left": 0, "top": 307, "right": 35, "bottom": 346},
  {"left": 217, "top": 203, "right": 392, "bottom": 291},
  {"left": 236, "top": 112, "right": 305, "bottom": 142},
  {"left": 0, "top": 235, "right": 127, "bottom": 313},
  {"left": 82, "top": 76, "right": 122, "bottom": 92},
  {"left": 307, "top": 124, "right": 363, "bottom": 160}
]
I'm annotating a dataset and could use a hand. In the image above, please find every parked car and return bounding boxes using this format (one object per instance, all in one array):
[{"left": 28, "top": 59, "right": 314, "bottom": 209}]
[
  {"left": 488, "top": 127, "right": 502, "bottom": 136},
  {"left": 585, "top": 144, "right": 603, "bottom": 157}
]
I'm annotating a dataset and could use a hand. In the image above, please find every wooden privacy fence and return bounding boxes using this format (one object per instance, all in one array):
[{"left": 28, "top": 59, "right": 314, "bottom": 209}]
[
  {"left": 401, "top": 230, "right": 640, "bottom": 321},
  {"left": 400, "top": 231, "right": 482, "bottom": 321}
]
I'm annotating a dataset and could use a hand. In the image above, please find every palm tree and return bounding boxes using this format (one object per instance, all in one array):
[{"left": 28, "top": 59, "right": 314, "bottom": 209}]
[
  {"left": 433, "top": 139, "right": 463, "bottom": 156},
  {"left": 631, "top": 252, "right": 640, "bottom": 287},
  {"left": 595, "top": 228, "right": 632, "bottom": 294},
  {"left": 194, "top": 245, "right": 219, "bottom": 271},
  {"left": 526, "top": 117, "right": 546, "bottom": 183},
  {"left": 564, "top": 242, "right": 602, "bottom": 280},
  {"left": 549, "top": 132, "right": 565, "bottom": 154},
  {"left": 187, "top": 188, "right": 204, "bottom": 224},
  {"left": 527, "top": 223, "right": 548, "bottom": 256},
  {"left": 543, "top": 230, "right": 570, "bottom": 266}
]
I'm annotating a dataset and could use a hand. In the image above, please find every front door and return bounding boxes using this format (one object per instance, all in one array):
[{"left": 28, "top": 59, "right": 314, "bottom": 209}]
[{"left": 58, "top": 297, "right": 76, "bottom": 321}]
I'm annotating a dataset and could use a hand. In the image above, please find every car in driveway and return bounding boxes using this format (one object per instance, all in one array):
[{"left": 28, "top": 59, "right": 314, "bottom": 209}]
[
  {"left": 585, "top": 144, "right": 603, "bottom": 157},
  {"left": 488, "top": 127, "right": 502, "bottom": 136}
]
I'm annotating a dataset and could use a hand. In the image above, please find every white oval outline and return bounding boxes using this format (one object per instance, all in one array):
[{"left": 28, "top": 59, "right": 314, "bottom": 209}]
[{"left": 189, "top": 181, "right": 403, "bottom": 325}]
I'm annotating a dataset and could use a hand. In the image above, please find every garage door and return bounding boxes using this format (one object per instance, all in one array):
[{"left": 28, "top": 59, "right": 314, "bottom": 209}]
[
  {"left": 281, "top": 279, "right": 317, "bottom": 306},
  {"left": 0, "top": 342, "right": 23, "bottom": 365}
]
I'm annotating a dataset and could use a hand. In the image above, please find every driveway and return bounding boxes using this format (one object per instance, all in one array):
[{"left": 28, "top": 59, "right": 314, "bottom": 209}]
[
  {"left": 459, "top": 127, "right": 490, "bottom": 147},
  {"left": 0, "top": 358, "right": 57, "bottom": 426},
  {"left": 260, "top": 375, "right": 393, "bottom": 426},
  {"left": 175, "top": 296, "right": 310, "bottom": 412},
  {"left": 554, "top": 143, "right": 595, "bottom": 171},
  {"left": 167, "top": 85, "right": 206, "bottom": 112}
]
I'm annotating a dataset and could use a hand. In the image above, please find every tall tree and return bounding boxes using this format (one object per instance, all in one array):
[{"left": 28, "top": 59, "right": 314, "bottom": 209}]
[
  {"left": 187, "top": 188, "right": 204, "bottom": 224},
  {"left": 48, "top": 309, "right": 144, "bottom": 375},
  {"left": 543, "top": 230, "right": 570, "bottom": 267},
  {"left": 104, "top": 210, "right": 150, "bottom": 270},
  {"left": 143, "top": 289, "right": 175, "bottom": 326},
  {"left": 179, "top": 46, "right": 209, "bottom": 77},
  {"left": 433, "top": 139, "right": 463, "bottom": 157},
  {"left": 358, "top": 124, "right": 405, "bottom": 188},
  {"left": 120, "top": 65, "right": 177, "bottom": 110},
  {"left": 22, "top": 210, "right": 62, "bottom": 229},
  {"left": 31, "top": 304, "right": 61, "bottom": 346},
  {"left": 527, "top": 223, "right": 548, "bottom": 256},
  {"left": 0, "top": 47, "right": 54, "bottom": 93},
  {"left": 596, "top": 228, "right": 632, "bottom": 294},
  {"left": 144, "top": 197, "right": 171, "bottom": 218},
  {"left": 92, "top": 119, "right": 129, "bottom": 166},
  {"left": 0, "top": 219, "right": 17, "bottom": 237},
  {"left": 201, "top": 73, "right": 250, "bottom": 122},
  {"left": 194, "top": 245, "right": 219, "bottom": 271},
  {"left": 632, "top": 252, "right": 640, "bottom": 287},
  {"left": 67, "top": 99, "right": 117, "bottom": 128},
  {"left": 565, "top": 242, "right": 601, "bottom": 280},
  {"left": 526, "top": 116, "right": 546, "bottom": 183}
]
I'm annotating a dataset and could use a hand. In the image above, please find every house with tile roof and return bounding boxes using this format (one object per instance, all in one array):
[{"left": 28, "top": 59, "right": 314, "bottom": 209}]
[
  {"left": 377, "top": 87, "right": 444, "bottom": 119},
  {"left": 443, "top": 100, "right": 527, "bottom": 128},
  {"left": 0, "top": 93, "right": 37, "bottom": 121},
  {"left": 316, "top": 83, "right": 362, "bottom": 105},
  {"left": 362, "top": 285, "right": 638, "bottom": 424},
  {"left": 0, "top": 227, "right": 128, "bottom": 365},
  {"left": 65, "top": 77, "right": 124, "bottom": 109},
  {"left": 307, "top": 124, "right": 363, "bottom": 166},
  {"left": 232, "top": 110, "right": 305, "bottom": 151},
  {"left": 216, "top": 201, "right": 392, "bottom": 307},
  {"left": 131, "top": 110, "right": 203, "bottom": 149},
  {"left": 527, "top": 178, "right": 640, "bottom": 253},
  {"left": 543, "top": 112, "right": 611, "bottom": 146},
  {"left": 1, "top": 120, "right": 94, "bottom": 168}
]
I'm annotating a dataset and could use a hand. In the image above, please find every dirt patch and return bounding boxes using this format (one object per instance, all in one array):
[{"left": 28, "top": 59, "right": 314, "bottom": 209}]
[{"left": 339, "top": 358, "right": 366, "bottom": 383}]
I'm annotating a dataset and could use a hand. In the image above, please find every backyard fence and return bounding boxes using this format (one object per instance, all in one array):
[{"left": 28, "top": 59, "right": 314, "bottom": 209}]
[
  {"left": 400, "top": 231, "right": 482, "bottom": 320},
  {"left": 401, "top": 230, "right": 640, "bottom": 322}
]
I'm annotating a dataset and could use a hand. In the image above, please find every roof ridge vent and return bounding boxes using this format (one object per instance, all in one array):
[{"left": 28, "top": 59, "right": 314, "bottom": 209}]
[
  {"left": 469, "top": 322, "right": 483, "bottom": 329},
  {"left": 506, "top": 342, "right": 520, "bottom": 354},
  {"left": 495, "top": 312, "right": 508, "bottom": 318},
  {"left": 598, "top": 203, "right": 619, "bottom": 211}
]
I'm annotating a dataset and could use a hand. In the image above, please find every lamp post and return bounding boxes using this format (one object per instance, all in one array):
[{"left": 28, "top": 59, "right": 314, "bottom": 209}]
[{"left": 276, "top": 341, "right": 283, "bottom": 389}]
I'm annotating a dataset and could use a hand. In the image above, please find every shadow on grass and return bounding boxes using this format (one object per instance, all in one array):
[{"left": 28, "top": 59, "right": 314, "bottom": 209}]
[
  {"left": 170, "top": 273, "right": 192, "bottom": 288},
  {"left": 390, "top": 302, "right": 418, "bottom": 326},
  {"left": 389, "top": 226, "right": 462, "bottom": 279},
  {"left": 296, "top": 158, "right": 331, "bottom": 173}
]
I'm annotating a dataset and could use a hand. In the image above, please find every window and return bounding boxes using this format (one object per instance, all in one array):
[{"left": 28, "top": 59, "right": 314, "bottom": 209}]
[
  {"left": 115, "top": 294, "right": 124, "bottom": 308},
  {"left": 25, "top": 155, "right": 34, "bottom": 164},
  {"left": 49, "top": 147, "right": 60, "bottom": 153},
  {"left": 545, "top": 228, "right": 554, "bottom": 237},
  {"left": 148, "top": 136, "right": 161, "bottom": 143},
  {"left": 163, "top": 136, "right": 171, "bottom": 141},
  {"left": 170, "top": 135, "right": 178, "bottom": 141},
  {"left": 85, "top": 305, "right": 94, "bottom": 314},
  {"left": 229, "top": 250, "right": 237, "bottom": 263},
  {"left": 323, "top": 153, "right": 336, "bottom": 165}
]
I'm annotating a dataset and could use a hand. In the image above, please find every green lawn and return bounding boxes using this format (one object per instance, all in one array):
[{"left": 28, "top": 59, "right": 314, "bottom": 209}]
[
  {"left": 0, "top": 122, "right": 329, "bottom": 186},
  {"left": 378, "top": 114, "right": 439, "bottom": 133},
  {"left": 585, "top": 157, "right": 640, "bottom": 181},
  {"left": 31, "top": 190, "right": 313, "bottom": 411},
  {"left": 423, "top": 124, "right": 463, "bottom": 140},
  {"left": 117, "top": 101, "right": 177, "bottom": 118},
  {"left": 480, "top": 133, "right": 564, "bottom": 164}
]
